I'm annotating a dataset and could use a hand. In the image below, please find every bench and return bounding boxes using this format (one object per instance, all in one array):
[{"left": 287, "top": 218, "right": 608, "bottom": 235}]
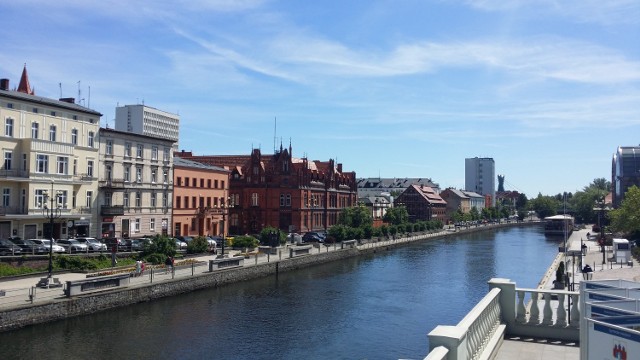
[
  {"left": 209, "top": 257, "right": 244, "bottom": 271},
  {"left": 258, "top": 246, "right": 279, "bottom": 255},
  {"left": 341, "top": 240, "right": 357, "bottom": 249},
  {"left": 289, "top": 245, "right": 312, "bottom": 258},
  {"left": 64, "top": 274, "right": 130, "bottom": 297}
]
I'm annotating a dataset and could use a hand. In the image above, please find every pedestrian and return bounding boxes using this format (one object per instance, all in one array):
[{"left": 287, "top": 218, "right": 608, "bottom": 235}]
[
  {"left": 171, "top": 256, "right": 175, "bottom": 272},
  {"left": 140, "top": 261, "right": 145, "bottom": 276},
  {"left": 165, "top": 256, "right": 172, "bottom": 274}
]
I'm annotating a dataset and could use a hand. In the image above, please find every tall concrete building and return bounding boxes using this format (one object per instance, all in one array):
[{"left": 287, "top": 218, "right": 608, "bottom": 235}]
[
  {"left": 612, "top": 146, "right": 640, "bottom": 208},
  {"left": 465, "top": 157, "right": 495, "bottom": 206},
  {"left": 114, "top": 104, "right": 180, "bottom": 150}
]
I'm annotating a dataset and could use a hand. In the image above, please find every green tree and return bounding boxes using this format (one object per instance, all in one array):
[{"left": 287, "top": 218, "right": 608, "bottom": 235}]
[
  {"left": 383, "top": 206, "right": 409, "bottom": 225},
  {"left": 259, "top": 226, "right": 285, "bottom": 245},
  {"left": 186, "top": 236, "right": 209, "bottom": 254},
  {"left": 143, "top": 235, "right": 176, "bottom": 257},
  {"left": 516, "top": 193, "right": 528, "bottom": 211},
  {"left": 328, "top": 224, "right": 348, "bottom": 242},
  {"left": 338, "top": 205, "right": 373, "bottom": 228},
  {"left": 529, "top": 193, "right": 559, "bottom": 219},
  {"left": 609, "top": 186, "right": 640, "bottom": 235},
  {"left": 469, "top": 207, "right": 480, "bottom": 221}
]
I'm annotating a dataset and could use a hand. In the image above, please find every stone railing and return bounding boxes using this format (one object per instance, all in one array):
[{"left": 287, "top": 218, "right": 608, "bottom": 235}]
[
  {"left": 424, "top": 278, "right": 579, "bottom": 360},
  {"left": 427, "top": 287, "right": 505, "bottom": 360}
]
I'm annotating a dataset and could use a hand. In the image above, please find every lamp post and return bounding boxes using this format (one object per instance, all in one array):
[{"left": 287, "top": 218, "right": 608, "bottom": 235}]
[
  {"left": 219, "top": 196, "right": 231, "bottom": 257},
  {"left": 42, "top": 180, "right": 62, "bottom": 286}
]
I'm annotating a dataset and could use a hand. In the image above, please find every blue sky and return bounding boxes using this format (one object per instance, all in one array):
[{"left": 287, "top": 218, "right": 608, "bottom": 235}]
[{"left": 1, "top": 0, "right": 639, "bottom": 197}]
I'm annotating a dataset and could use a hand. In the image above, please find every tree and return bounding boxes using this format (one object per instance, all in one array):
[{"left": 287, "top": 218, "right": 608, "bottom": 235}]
[
  {"left": 328, "top": 224, "right": 348, "bottom": 242},
  {"left": 187, "top": 236, "right": 209, "bottom": 254},
  {"left": 516, "top": 193, "right": 528, "bottom": 210},
  {"left": 338, "top": 205, "right": 373, "bottom": 228},
  {"left": 259, "top": 226, "right": 285, "bottom": 246},
  {"left": 469, "top": 207, "right": 480, "bottom": 221},
  {"left": 383, "top": 206, "right": 409, "bottom": 225},
  {"left": 529, "top": 193, "right": 559, "bottom": 219},
  {"left": 609, "top": 186, "right": 640, "bottom": 235}
]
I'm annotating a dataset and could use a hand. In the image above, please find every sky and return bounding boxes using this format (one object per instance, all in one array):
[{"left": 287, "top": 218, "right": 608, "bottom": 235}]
[{"left": 1, "top": 0, "right": 639, "bottom": 197}]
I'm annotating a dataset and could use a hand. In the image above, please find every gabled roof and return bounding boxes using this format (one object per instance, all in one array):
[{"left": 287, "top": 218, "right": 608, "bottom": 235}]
[
  {"left": 461, "top": 190, "right": 484, "bottom": 199},
  {"left": 442, "top": 188, "right": 469, "bottom": 199},
  {"left": 408, "top": 184, "right": 447, "bottom": 205}
]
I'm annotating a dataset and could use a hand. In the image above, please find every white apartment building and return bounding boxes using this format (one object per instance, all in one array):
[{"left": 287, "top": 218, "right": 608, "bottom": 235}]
[
  {"left": 0, "top": 67, "right": 101, "bottom": 239},
  {"left": 465, "top": 157, "right": 495, "bottom": 206},
  {"left": 114, "top": 104, "right": 179, "bottom": 150},
  {"left": 98, "top": 128, "right": 174, "bottom": 238}
]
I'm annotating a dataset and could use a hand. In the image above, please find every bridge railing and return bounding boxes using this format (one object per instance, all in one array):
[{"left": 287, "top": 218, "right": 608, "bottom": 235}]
[{"left": 424, "top": 278, "right": 579, "bottom": 360}]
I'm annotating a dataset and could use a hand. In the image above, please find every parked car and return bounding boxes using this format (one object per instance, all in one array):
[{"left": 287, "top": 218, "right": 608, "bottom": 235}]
[
  {"left": 302, "top": 232, "right": 324, "bottom": 243},
  {"left": 0, "top": 239, "right": 22, "bottom": 255},
  {"left": 174, "top": 238, "right": 188, "bottom": 249},
  {"left": 30, "top": 239, "right": 65, "bottom": 253},
  {"left": 287, "top": 233, "right": 303, "bottom": 245},
  {"left": 177, "top": 236, "right": 194, "bottom": 243},
  {"left": 206, "top": 236, "right": 221, "bottom": 248},
  {"left": 8, "top": 238, "right": 48, "bottom": 254},
  {"left": 101, "top": 237, "right": 123, "bottom": 251},
  {"left": 120, "top": 239, "right": 147, "bottom": 252},
  {"left": 56, "top": 239, "right": 89, "bottom": 253},
  {"left": 75, "top": 237, "right": 107, "bottom": 252}
]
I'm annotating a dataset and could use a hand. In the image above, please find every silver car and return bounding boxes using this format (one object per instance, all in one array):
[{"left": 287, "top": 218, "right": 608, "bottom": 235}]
[
  {"left": 56, "top": 239, "right": 89, "bottom": 253},
  {"left": 75, "top": 237, "right": 107, "bottom": 252},
  {"left": 30, "top": 239, "right": 65, "bottom": 253}
]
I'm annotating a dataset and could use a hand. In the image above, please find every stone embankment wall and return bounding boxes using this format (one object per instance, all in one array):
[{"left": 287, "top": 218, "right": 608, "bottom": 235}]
[{"left": 0, "top": 222, "right": 536, "bottom": 332}]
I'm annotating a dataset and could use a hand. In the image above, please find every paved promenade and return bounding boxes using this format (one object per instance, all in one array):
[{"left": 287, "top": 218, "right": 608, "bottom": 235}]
[{"left": 496, "top": 226, "right": 639, "bottom": 360}]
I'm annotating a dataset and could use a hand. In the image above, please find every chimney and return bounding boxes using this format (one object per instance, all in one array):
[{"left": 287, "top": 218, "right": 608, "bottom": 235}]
[
  {"left": 337, "top": 163, "right": 342, "bottom": 172},
  {"left": 0, "top": 79, "right": 8, "bottom": 91},
  {"left": 59, "top": 97, "right": 75, "bottom": 104}
]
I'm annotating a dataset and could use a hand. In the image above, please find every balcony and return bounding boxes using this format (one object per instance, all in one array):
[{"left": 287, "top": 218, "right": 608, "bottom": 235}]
[
  {"left": 0, "top": 169, "right": 29, "bottom": 179},
  {"left": 101, "top": 205, "right": 125, "bottom": 216},
  {"left": 74, "top": 174, "right": 95, "bottom": 182},
  {"left": 0, "top": 206, "right": 27, "bottom": 215},
  {"left": 99, "top": 179, "right": 125, "bottom": 189}
]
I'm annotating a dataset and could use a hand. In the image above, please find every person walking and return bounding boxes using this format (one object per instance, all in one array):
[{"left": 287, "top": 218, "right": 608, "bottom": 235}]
[{"left": 165, "top": 256, "right": 172, "bottom": 274}]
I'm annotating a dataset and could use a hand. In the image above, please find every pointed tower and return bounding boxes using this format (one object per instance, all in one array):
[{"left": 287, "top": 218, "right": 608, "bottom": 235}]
[{"left": 17, "top": 65, "right": 34, "bottom": 95}]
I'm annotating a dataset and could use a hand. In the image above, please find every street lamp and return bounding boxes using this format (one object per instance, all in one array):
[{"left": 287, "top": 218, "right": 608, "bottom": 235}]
[
  {"left": 219, "top": 196, "right": 231, "bottom": 257},
  {"left": 42, "top": 180, "right": 63, "bottom": 287}
]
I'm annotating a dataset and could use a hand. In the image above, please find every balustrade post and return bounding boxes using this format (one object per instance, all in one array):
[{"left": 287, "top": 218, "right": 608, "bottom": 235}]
[
  {"left": 516, "top": 290, "right": 526, "bottom": 323},
  {"left": 542, "top": 293, "right": 553, "bottom": 325},
  {"left": 528, "top": 292, "right": 540, "bottom": 325},
  {"left": 556, "top": 294, "right": 567, "bottom": 327},
  {"left": 488, "top": 278, "right": 516, "bottom": 327},
  {"left": 570, "top": 293, "right": 580, "bottom": 328}
]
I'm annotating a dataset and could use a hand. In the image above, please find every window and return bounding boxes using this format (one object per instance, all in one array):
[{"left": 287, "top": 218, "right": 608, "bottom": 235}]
[
  {"left": 5, "top": 118, "right": 13, "bottom": 137},
  {"left": 2, "top": 188, "right": 10, "bottom": 207},
  {"left": 136, "top": 167, "right": 142, "bottom": 183},
  {"left": 106, "top": 140, "right": 113, "bottom": 155},
  {"left": 176, "top": 196, "right": 181, "bottom": 208},
  {"left": 286, "top": 194, "right": 291, "bottom": 207},
  {"left": 73, "top": 159, "right": 77, "bottom": 175},
  {"left": 124, "top": 165, "right": 131, "bottom": 182},
  {"left": 214, "top": 180, "right": 218, "bottom": 188},
  {"left": 200, "top": 178, "right": 204, "bottom": 188},
  {"left": 150, "top": 218, "right": 155, "bottom": 231},
  {"left": 151, "top": 146, "right": 158, "bottom": 160},
  {"left": 32, "top": 107, "right": 38, "bottom": 113},
  {"left": 49, "top": 125, "right": 56, "bottom": 141},
  {"left": 207, "top": 179, "right": 211, "bottom": 188},
  {"left": 87, "top": 160, "right": 94, "bottom": 177},
  {"left": 50, "top": 111, "right": 56, "bottom": 116},
  {"left": 134, "top": 219, "right": 140, "bottom": 232},
  {"left": 56, "top": 156, "right": 68, "bottom": 175},
  {"left": 280, "top": 194, "right": 285, "bottom": 207},
  {"left": 151, "top": 192, "right": 157, "bottom": 207},
  {"left": 123, "top": 192, "right": 130, "bottom": 207},
  {"left": 191, "top": 196, "right": 196, "bottom": 208},
  {"left": 105, "top": 164, "right": 112, "bottom": 180},
  {"left": 125, "top": 142, "right": 132, "bottom": 157},
  {"left": 162, "top": 193, "right": 168, "bottom": 207},
  {"left": 163, "top": 147, "right": 170, "bottom": 162},
  {"left": 31, "top": 122, "right": 39, "bottom": 139},
  {"left": 58, "top": 190, "right": 67, "bottom": 208},
  {"left": 163, "top": 169, "right": 168, "bottom": 184},
  {"left": 87, "top": 131, "right": 95, "bottom": 148},
  {"left": 6, "top": 103, "right": 13, "bottom": 109},
  {"left": 36, "top": 154, "right": 48, "bottom": 173},
  {"left": 86, "top": 191, "right": 93, "bottom": 208},
  {"left": 35, "top": 189, "right": 46, "bottom": 208},
  {"left": 151, "top": 168, "right": 157, "bottom": 183},
  {"left": 251, "top": 193, "right": 259, "bottom": 206},
  {"left": 71, "top": 129, "right": 78, "bottom": 145},
  {"left": 104, "top": 191, "right": 112, "bottom": 206},
  {"left": 3, "top": 151, "right": 11, "bottom": 170},
  {"left": 221, "top": 180, "right": 225, "bottom": 189},
  {"left": 135, "top": 191, "right": 141, "bottom": 207},
  {"left": 22, "top": 154, "right": 26, "bottom": 171},
  {"left": 136, "top": 144, "right": 143, "bottom": 158}
]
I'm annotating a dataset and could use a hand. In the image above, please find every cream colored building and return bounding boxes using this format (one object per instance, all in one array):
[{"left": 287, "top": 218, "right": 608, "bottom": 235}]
[
  {"left": 0, "top": 67, "right": 101, "bottom": 239},
  {"left": 98, "top": 127, "right": 174, "bottom": 238}
]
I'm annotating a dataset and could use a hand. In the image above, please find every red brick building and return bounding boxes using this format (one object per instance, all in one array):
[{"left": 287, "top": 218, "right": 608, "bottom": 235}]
[
  {"left": 176, "top": 145, "right": 357, "bottom": 235},
  {"left": 394, "top": 184, "right": 447, "bottom": 223}
]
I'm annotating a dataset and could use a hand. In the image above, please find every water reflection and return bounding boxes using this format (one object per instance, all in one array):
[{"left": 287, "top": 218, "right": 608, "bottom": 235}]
[{"left": 0, "top": 226, "right": 559, "bottom": 359}]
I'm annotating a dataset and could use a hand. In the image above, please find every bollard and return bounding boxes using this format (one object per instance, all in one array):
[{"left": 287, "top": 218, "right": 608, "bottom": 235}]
[
  {"left": 29, "top": 286, "right": 35, "bottom": 303},
  {"left": 150, "top": 268, "right": 154, "bottom": 283},
  {"left": 279, "top": 249, "right": 282, "bottom": 260},
  {"left": 255, "top": 254, "right": 258, "bottom": 265},
  {"left": 172, "top": 266, "right": 175, "bottom": 279},
  {"left": 268, "top": 252, "right": 270, "bottom": 262},
  {"left": 192, "top": 263, "right": 195, "bottom": 276}
]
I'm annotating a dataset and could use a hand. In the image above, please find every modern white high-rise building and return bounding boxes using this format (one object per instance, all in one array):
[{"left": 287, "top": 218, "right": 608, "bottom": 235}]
[
  {"left": 465, "top": 157, "right": 495, "bottom": 206},
  {"left": 114, "top": 105, "right": 179, "bottom": 150}
]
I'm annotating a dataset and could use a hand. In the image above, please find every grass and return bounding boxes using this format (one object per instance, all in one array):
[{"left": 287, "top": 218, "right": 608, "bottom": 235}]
[{"left": 0, "top": 255, "right": 138, "bottom": 278}]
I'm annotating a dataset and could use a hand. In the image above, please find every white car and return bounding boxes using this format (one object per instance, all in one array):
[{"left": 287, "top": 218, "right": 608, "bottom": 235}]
[
  {"left": 175, "top": 239, "right": 187, "bottom": 249},
  {"left": 75, "top": 237, "right": 107, "bottom": 251},
  {"left": 30, "top": 239, "right": 65, "bottom": 253}
]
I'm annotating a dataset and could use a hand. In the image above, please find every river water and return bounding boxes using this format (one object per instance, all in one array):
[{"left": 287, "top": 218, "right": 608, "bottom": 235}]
[{"left": 0, "top": 226, "right": 560, "bottom": 359}]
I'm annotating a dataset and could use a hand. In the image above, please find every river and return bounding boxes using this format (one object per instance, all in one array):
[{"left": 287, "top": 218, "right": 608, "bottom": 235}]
[{"left": 0, "top": 225, "right": 560, "bottom": 359}]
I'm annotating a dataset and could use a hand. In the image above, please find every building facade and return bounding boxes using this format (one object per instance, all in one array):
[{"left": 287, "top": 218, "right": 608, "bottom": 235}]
[
  {"left": 0, "top": 66, "right": 101, "bottom": 239},
  {"left": 612, "top": 146, "right": 640, "bottom": 208},
  {"left": 114, "top": 104, "right": 180, "bottom": 150},
  {"left": 465, "top": 157, "right": 495, "bottom": 206},
  {"left": 395, "top": 184, "right": 447, "bottom": 223},
  {"left": 461, "top": 190, "right": 486, "bottom": 211},
  {"left": 440, "top": 188, "right": 470, "bottom": 220},
  {"left": 357, "top": 177, "right": 440, "bottom": 198},
  {"left": 176, "top": 145, "right": 358, "bottom": 235},
  {"left": 172, "top": 157, "right": 229, "bottom": 238},
  {"left": 97, "top": 128, "right": 174, "bottom": 238}
]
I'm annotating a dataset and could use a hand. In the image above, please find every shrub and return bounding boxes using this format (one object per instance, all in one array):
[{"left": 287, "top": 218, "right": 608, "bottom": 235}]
[
  {"left": 143, "top": 235, "right": 176, "bottom": 257},
  {"left": 363, "top": 225, "right": 373, "bottom": 239},
  {"left": 232, "top": 235, "right": 259, "bottom": 248},
  {"left": 259, "top": 227, "right": 285, "bottom": 246},
  {"left": 56, "top": 255, "right": 99, "bottom": 271},
  {"left": 329, "top": 224, "right": 348, "bottom": 242},
  {"left": 145, "top": 253, "right": 167, "bottom": 265},
  {"left": 187, "top": 236, "right": 209, "bottom": 254}
]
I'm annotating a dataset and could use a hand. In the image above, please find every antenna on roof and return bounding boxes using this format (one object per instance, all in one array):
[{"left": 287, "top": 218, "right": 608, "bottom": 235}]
[
  {"left": 59, "top": 83, "right": 62, "bottom": 98},
  {"left": 77, "top": 81, "right": 81, "bottom": 105},
  {"left": 88, "top": 85, "right": 91, "bottom": 108}
]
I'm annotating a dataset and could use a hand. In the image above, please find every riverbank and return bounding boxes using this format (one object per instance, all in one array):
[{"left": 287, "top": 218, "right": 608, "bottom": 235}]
[{"left": 0, "top": 222, "right": 538, "bottom": 332}]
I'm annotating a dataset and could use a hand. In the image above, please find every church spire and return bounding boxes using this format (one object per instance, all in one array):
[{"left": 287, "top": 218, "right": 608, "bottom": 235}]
[{"left": 17, "top": 64, "right": 34, "bottom": 95}]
